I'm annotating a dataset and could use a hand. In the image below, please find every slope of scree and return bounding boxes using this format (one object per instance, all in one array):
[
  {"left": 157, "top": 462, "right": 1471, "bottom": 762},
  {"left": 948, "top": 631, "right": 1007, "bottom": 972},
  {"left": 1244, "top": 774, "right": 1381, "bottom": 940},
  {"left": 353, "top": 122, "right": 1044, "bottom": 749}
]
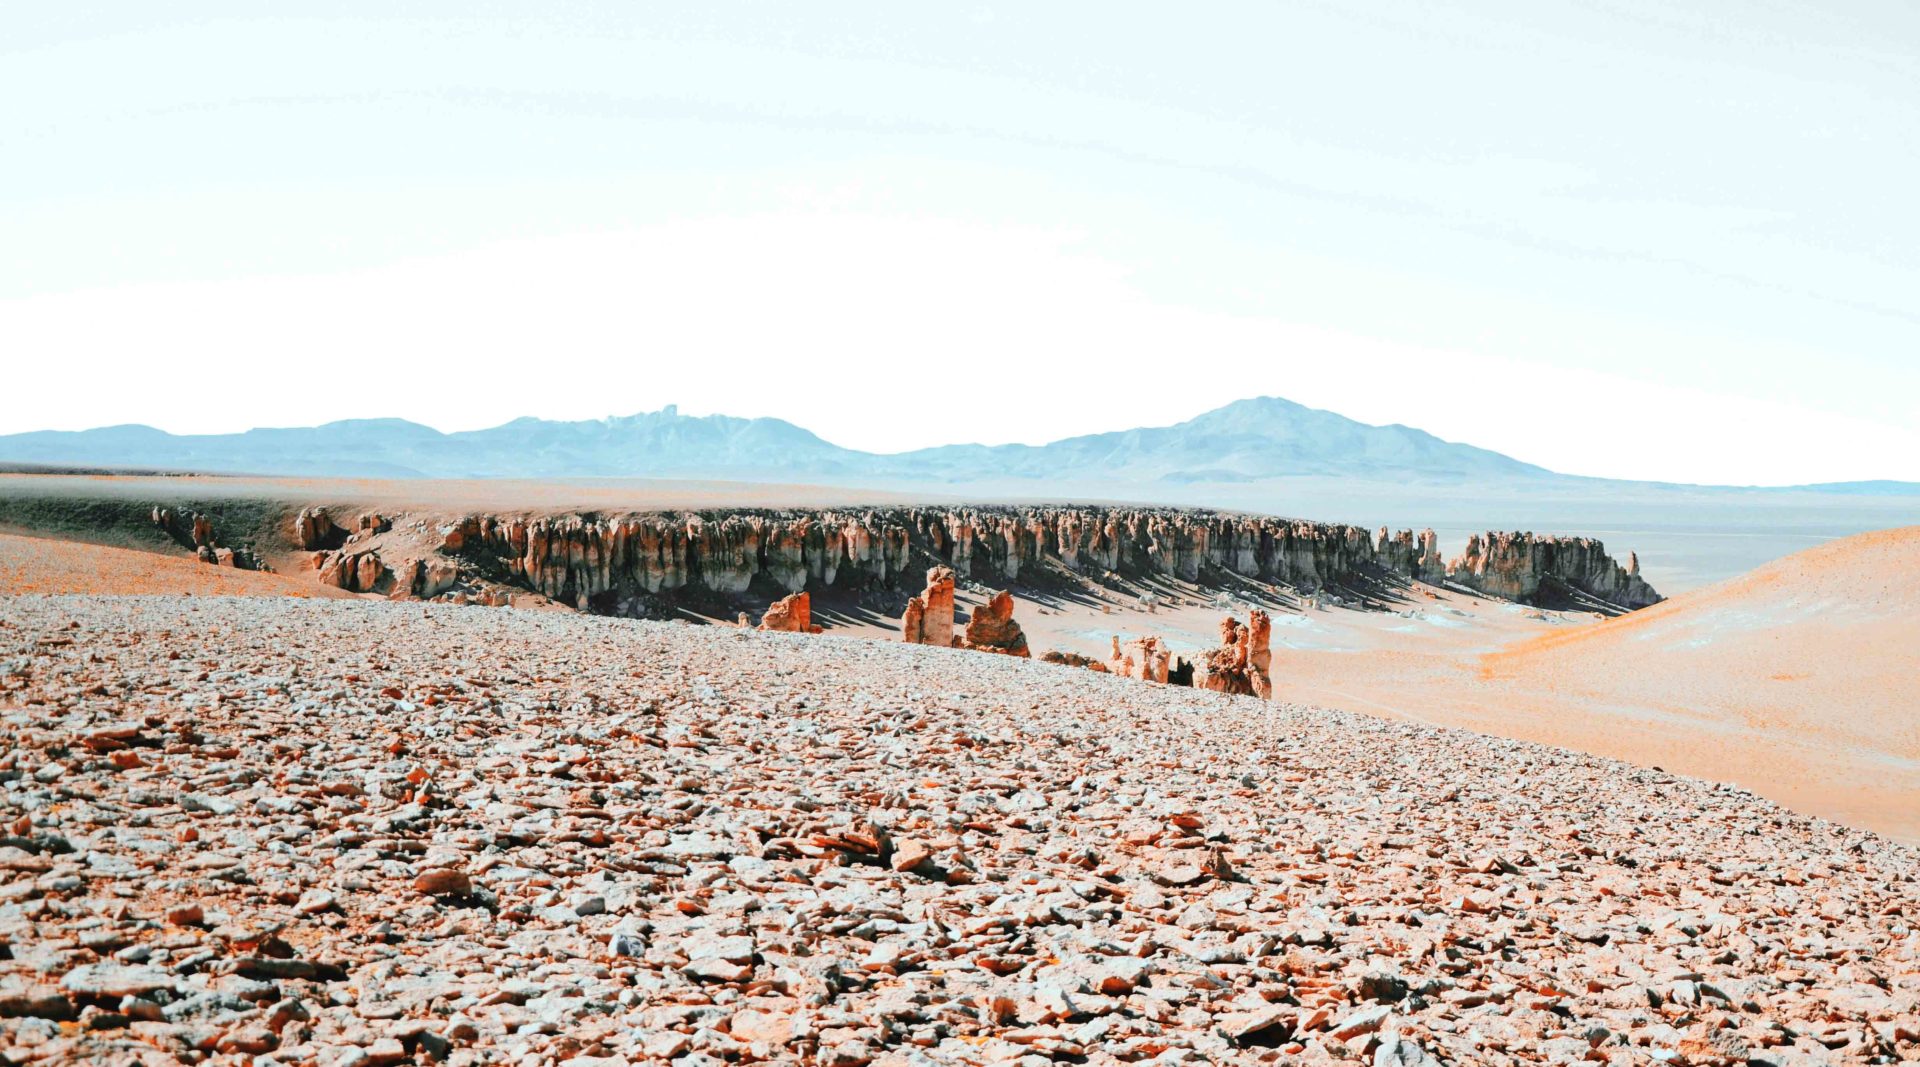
[{"left": 1, "top": 597, "right": 1913, "bottom": 1065}]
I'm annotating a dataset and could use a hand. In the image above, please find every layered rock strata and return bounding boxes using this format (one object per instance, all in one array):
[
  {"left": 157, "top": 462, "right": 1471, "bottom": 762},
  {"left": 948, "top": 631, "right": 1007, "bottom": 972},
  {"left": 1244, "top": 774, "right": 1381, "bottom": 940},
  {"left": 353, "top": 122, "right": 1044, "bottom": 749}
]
[{"left": 1202, "top": 611, "right": 1273, "bottom": 699}]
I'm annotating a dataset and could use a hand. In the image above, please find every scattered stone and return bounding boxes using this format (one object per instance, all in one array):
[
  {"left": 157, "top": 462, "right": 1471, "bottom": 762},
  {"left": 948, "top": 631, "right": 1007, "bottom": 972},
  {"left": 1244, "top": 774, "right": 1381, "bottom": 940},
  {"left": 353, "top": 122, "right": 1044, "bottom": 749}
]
[{"left": 0, "top": 594, "right": 1896, "bottom": 1067}]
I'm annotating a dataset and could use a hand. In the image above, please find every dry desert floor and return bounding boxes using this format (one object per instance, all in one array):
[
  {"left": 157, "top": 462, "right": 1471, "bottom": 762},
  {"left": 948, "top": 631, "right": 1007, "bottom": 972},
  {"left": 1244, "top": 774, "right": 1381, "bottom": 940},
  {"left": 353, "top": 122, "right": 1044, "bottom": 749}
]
[{"left": 0, "top": 596, "right": 1916, "bottom": 1065}]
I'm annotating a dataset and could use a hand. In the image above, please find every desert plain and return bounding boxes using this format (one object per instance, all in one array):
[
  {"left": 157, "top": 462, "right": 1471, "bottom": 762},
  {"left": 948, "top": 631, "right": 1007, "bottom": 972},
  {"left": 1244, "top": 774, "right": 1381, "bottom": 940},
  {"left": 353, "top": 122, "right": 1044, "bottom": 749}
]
[{"left": 0, "top": 472, "right": 1916, "bottom": 1065}]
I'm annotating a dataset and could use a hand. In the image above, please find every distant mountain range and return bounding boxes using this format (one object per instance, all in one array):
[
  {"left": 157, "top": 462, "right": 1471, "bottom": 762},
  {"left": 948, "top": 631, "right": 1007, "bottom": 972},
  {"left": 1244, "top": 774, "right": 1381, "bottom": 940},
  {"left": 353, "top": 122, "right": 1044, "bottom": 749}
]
[{"left": 0, "top": 397, "right": 1911, "bottom": 494}]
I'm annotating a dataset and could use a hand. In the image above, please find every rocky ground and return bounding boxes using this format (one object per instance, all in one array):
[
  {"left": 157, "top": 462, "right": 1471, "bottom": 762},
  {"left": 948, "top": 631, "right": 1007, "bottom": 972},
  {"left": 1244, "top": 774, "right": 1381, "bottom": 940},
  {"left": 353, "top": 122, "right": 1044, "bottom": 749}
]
[
  {"left": 0, "top": 596, "right": 1915, "bottom": 1066},
  {"left": 0, "top": 534, "right": 356, "bottom": 601}
]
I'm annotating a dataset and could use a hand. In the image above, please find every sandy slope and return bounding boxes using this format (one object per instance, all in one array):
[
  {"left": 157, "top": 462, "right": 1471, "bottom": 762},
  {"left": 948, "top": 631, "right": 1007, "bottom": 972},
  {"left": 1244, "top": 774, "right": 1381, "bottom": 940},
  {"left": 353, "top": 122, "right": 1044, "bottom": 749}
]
[
  {"left": 0, "top": 532, "right": 358, "bottom": 598},
  {"left": 1261, "top": 528, "right": 1920, "bottom": 842}
]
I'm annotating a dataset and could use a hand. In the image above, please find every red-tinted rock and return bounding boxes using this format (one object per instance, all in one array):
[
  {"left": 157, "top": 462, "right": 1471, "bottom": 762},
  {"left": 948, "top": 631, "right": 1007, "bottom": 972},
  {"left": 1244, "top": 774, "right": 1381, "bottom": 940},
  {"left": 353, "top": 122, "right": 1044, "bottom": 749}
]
[
  {"left": 961, "top": 590, "right": 1029, "bottom": 658},
  {"left": 902, "top": 567, "right": 956, "bottom": 647},
  {"left": 759, "top": 592, "right": 817, "bottom": 634},
  {"left": 1202, "top": 609, "right": 1272, "bottom": 699}
]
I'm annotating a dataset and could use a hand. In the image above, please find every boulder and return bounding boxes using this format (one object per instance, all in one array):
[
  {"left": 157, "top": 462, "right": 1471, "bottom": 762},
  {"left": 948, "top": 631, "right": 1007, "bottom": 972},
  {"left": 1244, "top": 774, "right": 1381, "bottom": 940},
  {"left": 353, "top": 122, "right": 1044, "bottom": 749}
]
[
  {"left": 1041, "top": 650, "right": 1108, "bottom": 672},
  {"left": 758, "top": 592, "right": 819, "bottom": 634},
  {"left": 960, "top": 590, "right": 1029, "bottom": 657}
]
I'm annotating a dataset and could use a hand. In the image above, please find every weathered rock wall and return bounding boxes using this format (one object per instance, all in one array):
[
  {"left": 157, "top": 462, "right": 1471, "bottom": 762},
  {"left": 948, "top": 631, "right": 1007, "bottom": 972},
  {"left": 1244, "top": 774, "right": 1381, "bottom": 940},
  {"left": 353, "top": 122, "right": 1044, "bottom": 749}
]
[
  {"left": 433, "top": 507, "right": 1420, "bottom": 606},
  {"left": 355, "top": 506, "right": 1657, "bottom": 612},
  {"left": 1448, "top": 531, "right": 1662, "bottom": 609}
]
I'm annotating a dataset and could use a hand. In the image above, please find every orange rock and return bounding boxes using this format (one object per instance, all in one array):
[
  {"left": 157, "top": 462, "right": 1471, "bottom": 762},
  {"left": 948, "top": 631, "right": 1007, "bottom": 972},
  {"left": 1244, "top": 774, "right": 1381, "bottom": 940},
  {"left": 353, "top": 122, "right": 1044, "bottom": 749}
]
[
  {"left": 294, "top": 508, "right": 338, "bottom": 550},
  {"left": 758, "top": 592, "right": 813, "bottom": 633},
  {"left": 413, "top": 868, "right": 471, "bottom": 896},
  {"left": 961, "top": 590, "right": 1029, "bottom": 657},
  {"left": 1041, "top": 649, "right": 1107, "bottom": 672},
  {"left": 1108, "top": 634, "right": 1171, "bottom": 683},
  {"left": 901, "top": 566, "right": 956, "bottom": 647},
  {"left": 1201, "top": 609, "right": 1272, "bottom": 699}
]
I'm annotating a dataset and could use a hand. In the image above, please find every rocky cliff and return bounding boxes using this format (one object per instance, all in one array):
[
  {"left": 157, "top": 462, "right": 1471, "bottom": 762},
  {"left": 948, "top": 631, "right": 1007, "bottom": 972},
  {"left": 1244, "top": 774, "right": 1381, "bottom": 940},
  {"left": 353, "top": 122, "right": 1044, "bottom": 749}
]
[
  {"left": 135, "top": 499, "right": 1657, "bottom": 614},
  {"left": 416, "top": 506, "right": 1658, "bottom": 612},
  {"left": 434, "top": 507, "right": 1385, "bottom": 609},
  {"left": 1448, "top": 530, "right": 1662, "bottom": 609}
]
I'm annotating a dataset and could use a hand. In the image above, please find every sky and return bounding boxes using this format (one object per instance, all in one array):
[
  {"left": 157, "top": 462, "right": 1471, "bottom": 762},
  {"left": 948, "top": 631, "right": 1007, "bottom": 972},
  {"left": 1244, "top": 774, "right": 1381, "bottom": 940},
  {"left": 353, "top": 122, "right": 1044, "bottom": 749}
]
[{"left": 3, "top": 2, "right": 1917, "bottom": 485}]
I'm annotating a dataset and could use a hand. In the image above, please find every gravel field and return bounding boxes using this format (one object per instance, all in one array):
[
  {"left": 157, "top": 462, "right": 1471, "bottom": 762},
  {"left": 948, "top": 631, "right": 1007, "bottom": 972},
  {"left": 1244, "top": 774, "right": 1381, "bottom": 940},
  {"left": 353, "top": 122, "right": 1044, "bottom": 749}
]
[{"left": 0, "top": 596, "right": 1915, "bottom": 1065}]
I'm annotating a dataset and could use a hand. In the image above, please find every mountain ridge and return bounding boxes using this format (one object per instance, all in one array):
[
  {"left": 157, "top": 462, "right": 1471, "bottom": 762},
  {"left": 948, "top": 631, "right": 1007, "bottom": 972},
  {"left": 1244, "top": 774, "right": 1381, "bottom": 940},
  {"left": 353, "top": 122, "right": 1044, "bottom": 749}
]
[{"left": 0, "top": 397, "right": 1912, "bottom": 494}]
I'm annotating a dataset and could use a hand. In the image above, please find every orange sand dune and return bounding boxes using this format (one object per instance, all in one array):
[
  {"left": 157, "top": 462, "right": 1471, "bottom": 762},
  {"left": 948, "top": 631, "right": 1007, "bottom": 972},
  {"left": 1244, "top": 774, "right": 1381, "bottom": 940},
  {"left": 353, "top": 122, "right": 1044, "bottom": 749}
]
[{"left": 0, "top": 532, "right": 358, "bottom": 598}]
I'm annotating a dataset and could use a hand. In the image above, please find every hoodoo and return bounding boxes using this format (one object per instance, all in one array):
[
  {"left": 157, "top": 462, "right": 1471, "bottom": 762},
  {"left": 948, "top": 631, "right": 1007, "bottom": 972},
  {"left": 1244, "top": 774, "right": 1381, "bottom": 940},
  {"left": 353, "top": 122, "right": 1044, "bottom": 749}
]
[
  {"left": 901, "top": 565, "right": 958, "bottom": 647},
  {"left": 1201, "top": 610, "right": 1273, "bottom": 699},
  {"left": 959, "top": 589, "right": 1029, "bottom": 657}
]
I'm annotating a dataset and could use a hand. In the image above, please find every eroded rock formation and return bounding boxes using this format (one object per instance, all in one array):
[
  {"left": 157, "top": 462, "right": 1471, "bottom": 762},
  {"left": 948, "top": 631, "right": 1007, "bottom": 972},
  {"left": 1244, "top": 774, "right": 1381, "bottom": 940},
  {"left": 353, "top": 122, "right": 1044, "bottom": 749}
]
[
  {"left": 151, "top": 507, "right": 261, "bottom": 569},
  {"left": 759, "top": 592, "right": 819, "bottom": 634},
  {"left": 151, "top": 507, "right": 214, "bottom": 549},
  {"left": 901, "top": 566, "right": 957, "bottom": 647},
  {"left": 960, "top": 590, "right": 1029, "bottom": 657},
  {"left": 294, "top": 508, "right": 339, "bottom": 550},
  {"left": 1375, "top": 526, "right": 1447, "bottom": 581},
  {"left": 1202, "top": 610, "right": 1273, "bottom": 700},
  {"left": 1109, "top": 635, "right": 1172, "bottom": 684},
  {"left": 388, "top": 557, "right": 461, "bottom": 601},
  {"left": 1448, "top": 531, "right": 1661, "bottom": 609},
  {"left": 429, "top": 507, "right": 1423, "bottom": 610},
  {"left": 284, "top": 505, "right": 1655, "bottom": 614},
  {"left": 314, "top": 550, "right": 386, "bottom": 593}
]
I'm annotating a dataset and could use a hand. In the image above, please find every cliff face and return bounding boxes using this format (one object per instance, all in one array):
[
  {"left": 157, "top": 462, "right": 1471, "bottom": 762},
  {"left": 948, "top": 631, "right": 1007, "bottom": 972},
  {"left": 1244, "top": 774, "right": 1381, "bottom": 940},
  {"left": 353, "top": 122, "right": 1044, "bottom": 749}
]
[
  {"left": 135, "top": 500, "right": 1661, "bottom": 614},
  {"left": 421, "top": 506, "right": 1658, "bottom": 612},
  {"left": 1448, "top": 530, "right": 1662, "bottom": 609},
  {"left": 432, "top": 507, "right": 1393, "bottom": 610}
]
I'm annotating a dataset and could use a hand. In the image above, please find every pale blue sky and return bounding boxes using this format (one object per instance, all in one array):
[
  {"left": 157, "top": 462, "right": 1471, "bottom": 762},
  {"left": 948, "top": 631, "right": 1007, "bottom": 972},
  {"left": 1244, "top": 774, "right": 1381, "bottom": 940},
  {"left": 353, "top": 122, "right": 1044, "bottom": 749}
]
[{"left": 4, "top": 2, "right": 1916, "bottom": 483}]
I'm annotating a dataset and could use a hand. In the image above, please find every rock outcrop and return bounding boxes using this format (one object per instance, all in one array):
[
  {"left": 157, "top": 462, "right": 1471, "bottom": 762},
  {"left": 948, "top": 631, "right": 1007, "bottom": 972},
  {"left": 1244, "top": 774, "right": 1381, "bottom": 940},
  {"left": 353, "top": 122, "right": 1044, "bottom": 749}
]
[
  {"left": 151, "top": 507, "right": 214, "bottom": 549},
  {"left": 758, "top": 592, "right": 819, "bottom": 634},
  {"left": 294, "top": 507, "right": 340, "bottom": 550},
  {"left": 314, "top": 550, "right": 386, "bottom": 593},
  {"left": 388, "top": 557, "right": 461, "bottom": 601},
  {"left": 1202, "top": 611, "right": 1273, "bottom": 699},
  {"left": 1375, "top": 526, "right": 1447, "bottom": 581},
  {"left": 959, "top": 590, "right": 1029, "bottom": 657},
  {"left": 150, "top": 507, "right": 262, "bottom": 570},
  {"left": 1448, "top": 531, "right": 1661, "bottom": 609},
  {"left": 1041, "top": 649, "right": 1108, "bottom": 672},
  {"left": 308, "top": 505, "right": 1655, "bottom": 613},
  {"left": 901, "top": 566, "right": 957, "bottom": 647},
  {"left": 1109, "top": 635, "right": 1172, "bottom": 684}
]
